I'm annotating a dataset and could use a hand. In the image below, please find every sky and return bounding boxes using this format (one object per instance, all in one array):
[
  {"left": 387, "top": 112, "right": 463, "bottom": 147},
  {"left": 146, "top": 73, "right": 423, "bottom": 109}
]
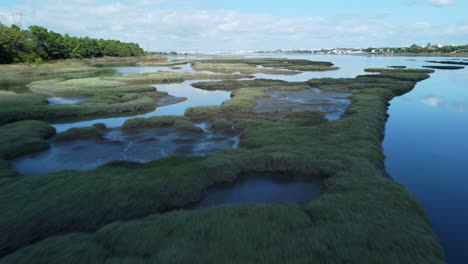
[{"left": 0, "top": 0, "right": 467, "bottom": 51}]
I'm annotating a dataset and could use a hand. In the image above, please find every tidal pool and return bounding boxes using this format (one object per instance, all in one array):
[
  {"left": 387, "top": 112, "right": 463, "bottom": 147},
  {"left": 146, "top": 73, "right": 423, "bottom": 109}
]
[
  {"left": 253, "top": 89, "right": 351, "bottom": 120},
  {"left": 47, "top": 96, "right": 89, "bottom": 105},
  {"left": 192, "top": 172, "right": 323, "bottom": 209},
  {"left": 108, "top": 63, "right": 196, "bottom": 75},
  {"left": 13, "top": 124, "right": 239, "bottom": 176}
]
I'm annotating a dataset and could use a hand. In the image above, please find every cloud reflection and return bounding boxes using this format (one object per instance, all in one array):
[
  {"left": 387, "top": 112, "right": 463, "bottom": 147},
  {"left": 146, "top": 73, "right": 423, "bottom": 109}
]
[
  {"left": 453, "top": 103, "right": 468, "bottom": 112},
  {"left": 420, "top": 96, "right": 445, "bottom": 107}
]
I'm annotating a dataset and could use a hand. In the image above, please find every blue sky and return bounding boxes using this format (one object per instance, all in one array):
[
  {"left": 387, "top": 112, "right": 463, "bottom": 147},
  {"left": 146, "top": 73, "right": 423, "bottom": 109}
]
[{"left": 1, "top": 0, "right": 467, "bottom": 51}]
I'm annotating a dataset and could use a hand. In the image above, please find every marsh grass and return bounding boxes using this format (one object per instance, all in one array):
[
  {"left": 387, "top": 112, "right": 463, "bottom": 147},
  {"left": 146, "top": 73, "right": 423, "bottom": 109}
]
[
  {"left": 0, "top": 121, "right": 55, "bottom": 177},
  {"left": 423, "top": 65, "right": 464, "bottom": 70},
  {"left": 426, "top": 60, "right": 468, "bottom": 66},
  {"left": 186, "top": 80, "right": 313, "bottom": 119},
  {"left": 122, "top": 116, "right": 189, "bottom": 129},
  {"left": 0, "top": 61, "right": 104, "bottom": 81},
  {"left": 192, "top": 79, "right": 294, "bottom": 91},
  {"left": 0, "top": 69, "right": 445, "bottom": 263},
  {"left": 113, "top": 71, "right": 253, "bottom": 85},
  {"left": 0, "top": 78, "right": 169, "bottom": 125},
  {"left": 53, "top": 124, "right": 107, "bottom": 142},
  {"left": 138, "top": 57, "right": 339, "bottom": 73},
  {"left": 192, "top": 62, "right": 300, "bottom": 75}
]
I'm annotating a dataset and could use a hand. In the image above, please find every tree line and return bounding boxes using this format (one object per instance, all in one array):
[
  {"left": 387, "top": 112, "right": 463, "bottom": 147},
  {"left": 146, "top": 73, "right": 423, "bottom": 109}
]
[
  {"left": 365, "top": 43, "right": 468, "bottom": 54},
  {"left": 0, "top": 24, "right": 145, "bottom": 64}
]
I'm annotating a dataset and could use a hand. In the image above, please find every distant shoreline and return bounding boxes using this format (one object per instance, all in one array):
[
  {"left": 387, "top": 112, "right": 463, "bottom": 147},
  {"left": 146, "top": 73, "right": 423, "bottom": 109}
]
[{"left": 172, "top": 52, "right": 468, "bottom": 58}]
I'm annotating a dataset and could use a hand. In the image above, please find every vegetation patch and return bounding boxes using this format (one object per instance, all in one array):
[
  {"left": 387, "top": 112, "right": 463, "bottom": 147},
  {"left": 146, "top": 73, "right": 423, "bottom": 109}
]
[
  {"left": 53, "top": 124, "right": 107, "bottom": 142},
  {"left": 358, "top": 69, "right": 433, "bottom": 82},
  {"left": 172, "top": 119, "right": 204, "bottom": 134},
  {"left": 0, "top": 69, "right": 444, "bottom": 263},
  {"left": 122, "top": 116, "right": 189, "bottom": 129},
  {"left": 0, "top": 121, "right": 55, "bottom": 177},
  {"left": 364, "top": 68, "right": 434, "bottom": 74},
  {"left": 387, "top": 65, "right": 407, "bottom": 69},
  {"left": 209, "top": 118, "right": 233, "bottom": 131},
  {"left": 0, "top": 24, "right": 144, "bottom": 64},
  {"left": 113, "top": 71, "right": 254, "bottom": 85},
  {"left": 426, "top": 60, "right": 468, "bottom": 66},
  {"left": 138, "top": 57, "right": 339, "bottom": 73},
  {"left": 423, "top": 65, "right": 464, "bottom": 70},
  {"left": 192, "top": 62, "right": 300, "bottom": 75},
  {"left": 192, "top": 79, "right": 295, "bottom": 91},
  {"left": 284, "top": 109, "right": 327, "bottom": 120}
]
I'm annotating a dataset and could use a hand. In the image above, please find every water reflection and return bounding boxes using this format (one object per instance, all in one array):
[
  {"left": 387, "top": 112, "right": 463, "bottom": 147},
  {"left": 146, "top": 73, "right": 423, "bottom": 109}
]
[
  {"left": 13, "top": 124, "right": 239, "bottom": 176},
  {"left": 420, "top": 96, "right": 445, "bottom": 108},
  {"left": 383, "top": 66, "right": 468, "bottom": 263},
  {"left": 253, "top": 89, "right": 351, "bottom": 120},
  {"left": 47, "top": 96, "right": 89, "bottom": 105},
  {"left": 193, "top": 172, "right": 323, "bottom": 209},
  {"left": 108, "top": 63, "right": 196, "bottom": 75}
]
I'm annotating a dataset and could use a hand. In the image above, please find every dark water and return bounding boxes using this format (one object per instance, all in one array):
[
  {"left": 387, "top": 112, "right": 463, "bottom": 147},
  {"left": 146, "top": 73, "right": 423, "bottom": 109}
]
[
  {"left": 383, "top": 67, "right": 468, "bottom": 264},
  {"left": 13, "top": 124, "right": 239, "bottom": 176},
  {"left": 193, "top": 172, "right": 323, "bottom": 209}
]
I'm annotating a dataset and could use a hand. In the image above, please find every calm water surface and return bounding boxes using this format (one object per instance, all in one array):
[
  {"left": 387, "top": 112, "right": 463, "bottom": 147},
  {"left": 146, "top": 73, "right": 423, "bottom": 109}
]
[{"left": 193, "top": 172, "right": 323, "bottom": 209}]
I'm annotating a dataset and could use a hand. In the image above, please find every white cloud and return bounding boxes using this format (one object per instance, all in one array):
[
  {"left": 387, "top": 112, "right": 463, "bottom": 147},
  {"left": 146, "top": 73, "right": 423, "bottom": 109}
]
[
  {"left": 430, "top": 0, "right": 455, "bottom": 6},
  {"left": 0, "top": 0, "right": 466, "bottom": 51}
]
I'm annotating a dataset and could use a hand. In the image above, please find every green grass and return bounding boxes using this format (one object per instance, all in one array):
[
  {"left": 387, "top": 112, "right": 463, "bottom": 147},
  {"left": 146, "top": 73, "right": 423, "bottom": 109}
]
[
  {"left": 172, "top": 119, "right": 203, "bottom": 133},
  {"left": 358, "top": 69, "right": 433, "bottom": 82},
  {"left": 196, "top": 57, "right": 339, "bottom": 72},
  {"left": 122, "top": 116, "right": 189, "bottom": 129},
  {"left": 53, "top": 124, "right": 107, "bottom": 142},
  {"left": 284, "top": 109, "right": 327, "bottom": 121},
  {"left": 0, "top": 79, "right": 168, "bottom": 125},
  {"left": 192, "top": 62, "right": 300, "bottom": 75},
  {"left": 0, "top": 69, "right": 445, "bottom": 263},
  {"left": 0, "top": 121, "right": 55, "bottom": 177},
  {"left": 423, "top": 65, "right": 464, "bottom": 70},
  {"left": 0, "top": 61, "right": 104, "bottom": 81},
  {"left": 138, "top": 57, "right": 340, "bottom": 73},
  {"left": 114, "top": 71, "right": 254, "bottom": 85},
  {"left": 209, "top": 118, "right": 232, "bottom": 130},
  {"left": 192, "top": 79, "right": 294, "bottom": 91},
  {"left": 364, "top": 68, "right": 434, "bottom": 74},
  {"left": 426, "top": 60, "right": 468, "bottom": 66}
]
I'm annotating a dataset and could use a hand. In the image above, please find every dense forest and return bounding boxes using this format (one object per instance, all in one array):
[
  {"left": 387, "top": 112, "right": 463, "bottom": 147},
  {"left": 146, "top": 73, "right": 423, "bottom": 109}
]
[{"left": 0, "top": 24, "right": 145, "bottom": 64}]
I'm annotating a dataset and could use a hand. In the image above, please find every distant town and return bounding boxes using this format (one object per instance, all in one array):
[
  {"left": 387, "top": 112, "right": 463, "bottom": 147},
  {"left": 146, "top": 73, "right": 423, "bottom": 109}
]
[{"left": 161, "top": 43, "right": 468, "bottom": 56}]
